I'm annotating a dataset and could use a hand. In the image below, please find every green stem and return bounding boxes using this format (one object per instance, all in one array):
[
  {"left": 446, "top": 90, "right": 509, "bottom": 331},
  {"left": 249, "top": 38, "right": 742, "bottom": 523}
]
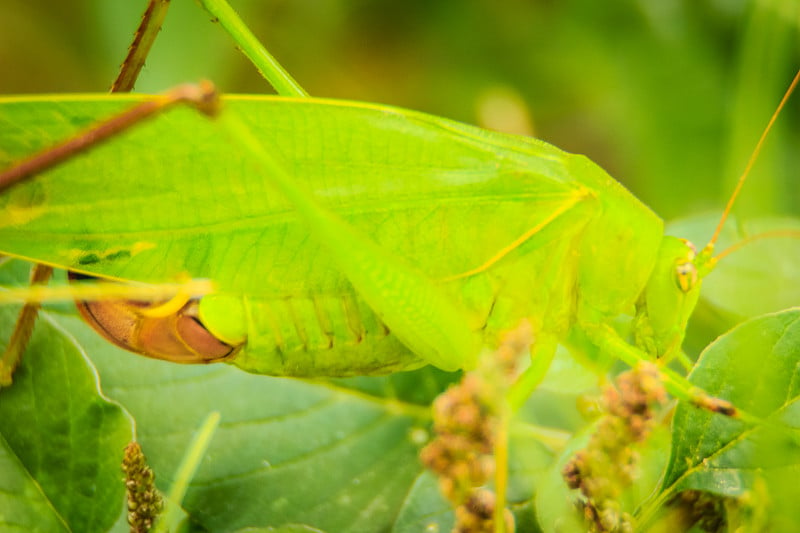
[
  {"left": 154, "top": 411, "right": 221, "bottom": 533},
  {"left": 198, "top": 0, "right": 309, "bottom": 98}
]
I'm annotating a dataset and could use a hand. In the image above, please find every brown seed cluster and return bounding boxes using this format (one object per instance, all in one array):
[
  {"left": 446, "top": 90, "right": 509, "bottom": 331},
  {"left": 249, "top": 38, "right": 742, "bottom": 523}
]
[
  {"left": 455, "top": 489, "right": 515, "bottom": 533},
  {"left": 562, "top": 363, "right": 667, "bottom": 532},
  {"left": 122, "top": 442, "right": 163, "bottom": 533},
  {"left": 421, "top": 373, "right": 498, "bottom": 502},
  {"left": 420, "top": 322, "right": 531, "bottom": 533}
]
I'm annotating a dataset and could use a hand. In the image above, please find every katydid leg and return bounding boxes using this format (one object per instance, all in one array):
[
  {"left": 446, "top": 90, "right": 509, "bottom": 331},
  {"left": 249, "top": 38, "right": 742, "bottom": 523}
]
[
  {"left": 507, "top": 334, "right": 558, "bottom": 411},
  {"left": 581, "top": 323, "right": 745, "bottom": 419},
  {"left": 0, "top": 84, "right": 219, "bottom": 193},
  {"left": 214, "top": 110, "right": 482, "bottom": 371}
]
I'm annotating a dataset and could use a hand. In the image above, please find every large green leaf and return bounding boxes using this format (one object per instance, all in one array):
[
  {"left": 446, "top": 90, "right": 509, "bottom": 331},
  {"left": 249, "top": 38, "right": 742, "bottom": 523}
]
[
  {"left": 0, "top": 304, "right": 134, "bottom": 532},
  {"left": 655, "top": 309, "right": 800, "bottom": 523},
  {"left": 66, "top": 311, "right": 551, "bottom": 531},
  {"left": 62, "top": 313, "right": 427, "bottom": 531},
  {"left": 392, "top": 472, "right": 453, "bottom": 532}
]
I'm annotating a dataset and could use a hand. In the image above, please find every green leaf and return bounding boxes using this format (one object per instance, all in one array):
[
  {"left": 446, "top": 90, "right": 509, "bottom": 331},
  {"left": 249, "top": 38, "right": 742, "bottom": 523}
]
[
  {"left": 233, "top": 526, "right": 326, "bottom": 533},
  {"left": 59, "top": 313, "right": 433, "bottom": 532},
  {"left": 0, "top": 305, "right": 134, "bottom": 532},
  {"left": 392, "top": 472, "right": 453, "bottom": 532},
  {"left": 660, "top": 309, "right": 800, "bottom": 501},
  {"left": 0, "top": 434, "right": 69, "bottom": 533},
  {"left": 43, "top": 307, "right": 555, "bottom": 531},
  {"left": 331, "top": 367, "right": 462, "bottom": 407}
]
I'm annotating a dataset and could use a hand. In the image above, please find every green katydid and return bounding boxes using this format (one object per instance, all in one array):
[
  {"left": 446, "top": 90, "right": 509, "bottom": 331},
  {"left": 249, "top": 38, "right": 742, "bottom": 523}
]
[
  {"left": 0, "top": 78, "right": 764, "bottom": 398},
  {"left": 0, "top": 0, "right": 796, "bottom": 402}
]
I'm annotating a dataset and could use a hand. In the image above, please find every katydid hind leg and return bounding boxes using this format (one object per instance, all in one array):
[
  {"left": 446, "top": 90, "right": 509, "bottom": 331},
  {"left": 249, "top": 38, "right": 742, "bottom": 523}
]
[{"left": 216, "top": 110, "right": 482, "bottom": 372}]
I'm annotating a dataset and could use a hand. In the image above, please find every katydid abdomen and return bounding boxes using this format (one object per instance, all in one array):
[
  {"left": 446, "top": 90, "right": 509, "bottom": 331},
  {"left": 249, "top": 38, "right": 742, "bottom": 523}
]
[{"left": 0, "top": 94, "right": 667, "bottom": 376}]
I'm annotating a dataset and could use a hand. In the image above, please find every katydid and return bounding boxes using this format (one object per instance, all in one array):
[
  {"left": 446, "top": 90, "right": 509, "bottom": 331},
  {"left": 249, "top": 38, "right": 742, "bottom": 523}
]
[
  {"left": 0, "top": 0, "right": 792, "bottom": 400},
  {"left": 0, "top": 1, "right": 794, "bottom": 403},
  {"left": 0, "top": 91, "right": 696, "bottom": 376},
  {"left": 1, "top": 79, "right": 793, "bottom": 416}
]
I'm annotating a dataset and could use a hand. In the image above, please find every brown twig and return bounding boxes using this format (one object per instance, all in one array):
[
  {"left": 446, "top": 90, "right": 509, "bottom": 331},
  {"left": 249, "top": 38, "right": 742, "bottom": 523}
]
[{"left": 112, "top": 0, "right": 172, "bottom": 93}]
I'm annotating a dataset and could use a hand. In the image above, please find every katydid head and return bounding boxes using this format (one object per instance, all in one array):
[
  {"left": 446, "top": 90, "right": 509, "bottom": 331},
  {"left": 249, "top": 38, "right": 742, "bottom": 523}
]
[
  {"left": 69, "top": 273, "right": 239, "bottom": 364},
  {"left": 638, "top": 68, "right": 800, "bottom": 360},
  {"left": 636, "top": 236, "right": 703, "bottom": 359}
]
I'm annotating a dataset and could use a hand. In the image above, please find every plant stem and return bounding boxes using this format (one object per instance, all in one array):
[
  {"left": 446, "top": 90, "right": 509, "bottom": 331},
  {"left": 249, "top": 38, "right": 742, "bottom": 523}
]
[{"left": 199, "top": 0, "right": 309, "bottom": 98}]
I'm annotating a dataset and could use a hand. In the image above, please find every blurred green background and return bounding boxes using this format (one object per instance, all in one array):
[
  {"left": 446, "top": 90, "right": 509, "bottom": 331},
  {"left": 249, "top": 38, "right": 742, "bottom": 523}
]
[{"left": 1, "top": 0, "right": 798, "bottom": 221}]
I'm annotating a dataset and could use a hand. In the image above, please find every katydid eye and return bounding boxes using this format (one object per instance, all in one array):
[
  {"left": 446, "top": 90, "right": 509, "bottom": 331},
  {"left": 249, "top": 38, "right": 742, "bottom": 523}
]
[
  {"left": 675, "top": 260, "right": 698, "bottom": 293},
  {"left": 674, "top": 239, "right": 698, "bottom": 293},
  {"left": 69, "top": 272, "right": 239, "bottom": 363}
]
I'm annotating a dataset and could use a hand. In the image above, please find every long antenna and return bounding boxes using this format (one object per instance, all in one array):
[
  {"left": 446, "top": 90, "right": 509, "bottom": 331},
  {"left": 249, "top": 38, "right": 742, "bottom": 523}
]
[{"left": 705, "top": 68, "right": 800, "bottom": 252}]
